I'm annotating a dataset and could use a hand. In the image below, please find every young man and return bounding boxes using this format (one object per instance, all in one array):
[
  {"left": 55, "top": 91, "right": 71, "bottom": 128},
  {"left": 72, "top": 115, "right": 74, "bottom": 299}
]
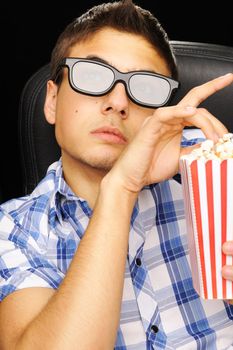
[{"left": 0, "top": 1, "right": 233, "bottom": 349}]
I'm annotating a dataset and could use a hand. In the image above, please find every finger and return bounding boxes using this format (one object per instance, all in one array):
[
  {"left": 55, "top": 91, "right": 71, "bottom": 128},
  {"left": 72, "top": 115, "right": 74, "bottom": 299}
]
[
  {"left": 150, "top": 104, "right": 227, "bottom": 144},
  {"left": 153, "top": 105, "right": 220, "bottom": 141},
  {"left": 222, "top": 265, "right": 233, "bottom": 281},
  {"left": 222, "top": 241, "right": 233, "bottom": 254},
  {"left": 155, "top": 105, "right": 219, "bottom": 141},
  {"left": 146, "top": 105, "right": 196, "bottom": 130},
  {"left": 183, "top": 112, "right": 219, "bottom": 141},
  {"left": 153, "top": 105, "right": 196, "bottom": 122},
  {"left": 197, "top": 108, "right": 228, "bottom": 137},
  {"left": 178, "top": 73, "right": 233, "bottom": 107}
]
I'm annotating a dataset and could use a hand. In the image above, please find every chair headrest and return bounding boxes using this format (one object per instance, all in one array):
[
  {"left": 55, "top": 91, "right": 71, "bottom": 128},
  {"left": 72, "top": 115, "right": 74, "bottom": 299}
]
[
  {"left": 170, "top": 41, "right": 233, "bottom": 128},
  {"left": 19, "top": 65, "right": 61, "bottom": 194},
  {"left": 18, "top": 41, "right": 233, "bottom": 195}
]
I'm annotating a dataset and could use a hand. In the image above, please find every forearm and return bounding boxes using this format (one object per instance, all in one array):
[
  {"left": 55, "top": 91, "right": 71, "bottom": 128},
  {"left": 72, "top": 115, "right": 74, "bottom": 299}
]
[{"left": 16, "top": 182, "right": 137, "bottom": 350}]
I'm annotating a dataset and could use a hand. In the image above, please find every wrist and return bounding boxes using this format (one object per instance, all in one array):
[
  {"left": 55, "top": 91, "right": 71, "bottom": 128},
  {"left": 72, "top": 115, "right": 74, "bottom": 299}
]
[{"left": 100, "top": 173, "right": 138, "bottom": 210}]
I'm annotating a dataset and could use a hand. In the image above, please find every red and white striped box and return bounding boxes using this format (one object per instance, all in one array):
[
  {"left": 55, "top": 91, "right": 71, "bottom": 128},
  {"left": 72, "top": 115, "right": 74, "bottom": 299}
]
[{"left": 180, "top": 157, "right": 233, "bottom": 299}]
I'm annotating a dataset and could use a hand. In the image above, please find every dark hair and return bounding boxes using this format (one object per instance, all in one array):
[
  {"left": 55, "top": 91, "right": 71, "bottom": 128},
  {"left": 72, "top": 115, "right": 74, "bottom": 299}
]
[{"left": 50, "top": 0, "right": 178, "bottom": 81}]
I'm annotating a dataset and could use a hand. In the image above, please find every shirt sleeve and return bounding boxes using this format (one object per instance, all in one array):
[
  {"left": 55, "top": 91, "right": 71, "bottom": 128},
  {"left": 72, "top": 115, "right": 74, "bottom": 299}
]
[
  {"left": 173, "top": 128, "right": 206, "bottom": 180},
  {"left": 0, "top": 208, "right": 64, "bottom": 302},
  {"left": 181, "top": 127, "right": 206, "bottom": 147}
]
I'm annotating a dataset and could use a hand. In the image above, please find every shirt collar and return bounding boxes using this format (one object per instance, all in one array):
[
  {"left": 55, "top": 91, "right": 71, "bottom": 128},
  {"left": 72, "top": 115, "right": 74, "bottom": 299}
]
[{"left": 50, "top": 158, "right": 90, "bottom": 224}]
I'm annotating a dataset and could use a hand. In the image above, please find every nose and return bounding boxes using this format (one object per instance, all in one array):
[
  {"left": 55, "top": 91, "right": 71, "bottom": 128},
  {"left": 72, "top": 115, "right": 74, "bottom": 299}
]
[{"left": 101, "top": 82, "right": 129, "bottom": 119}]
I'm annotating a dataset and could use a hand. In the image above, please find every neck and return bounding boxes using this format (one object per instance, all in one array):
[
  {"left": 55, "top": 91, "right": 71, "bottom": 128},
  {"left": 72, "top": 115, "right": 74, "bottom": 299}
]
[{"left": 61, "top": 155, "right": 108, "bottom": 209}]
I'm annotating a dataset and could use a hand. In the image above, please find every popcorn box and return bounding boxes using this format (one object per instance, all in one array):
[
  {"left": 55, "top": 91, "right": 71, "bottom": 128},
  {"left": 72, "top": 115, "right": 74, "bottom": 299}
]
[{"left": 180, "top": 156, "right": 233, "bottom": 299}]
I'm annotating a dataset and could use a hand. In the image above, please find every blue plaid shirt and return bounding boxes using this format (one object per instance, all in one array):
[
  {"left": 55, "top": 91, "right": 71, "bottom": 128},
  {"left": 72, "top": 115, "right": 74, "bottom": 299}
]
[{"left": 1, "top": 129, "right": 233, "bottom": 349}]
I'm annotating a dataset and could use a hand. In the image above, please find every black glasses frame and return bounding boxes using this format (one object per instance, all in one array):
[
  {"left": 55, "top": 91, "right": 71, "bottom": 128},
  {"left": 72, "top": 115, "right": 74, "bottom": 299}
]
[{"left": 55, "top": 57, "right": 180, "bottom": 108}]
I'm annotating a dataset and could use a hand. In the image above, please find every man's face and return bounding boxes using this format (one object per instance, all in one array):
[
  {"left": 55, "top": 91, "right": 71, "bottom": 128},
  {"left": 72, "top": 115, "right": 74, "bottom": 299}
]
[{"left": 45, "top": 28, "right": 170, "bottom": 173}]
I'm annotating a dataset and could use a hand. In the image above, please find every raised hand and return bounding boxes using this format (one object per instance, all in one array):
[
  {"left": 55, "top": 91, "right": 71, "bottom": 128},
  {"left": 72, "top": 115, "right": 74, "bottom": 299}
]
[{"left": 107, "top": 73, "right": 233, "bottom": 194}]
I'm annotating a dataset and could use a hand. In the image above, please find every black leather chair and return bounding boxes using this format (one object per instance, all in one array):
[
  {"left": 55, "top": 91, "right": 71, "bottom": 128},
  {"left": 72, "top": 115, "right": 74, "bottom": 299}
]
[{"left": 18, "top": 41, "right": 233, "bottom": 195}]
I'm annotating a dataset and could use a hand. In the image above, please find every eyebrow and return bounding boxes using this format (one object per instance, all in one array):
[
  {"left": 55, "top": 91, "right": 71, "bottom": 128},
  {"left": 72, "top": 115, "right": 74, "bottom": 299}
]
[
  {"left": 85, "top": 54, "right": 159, "bottom": 74},
  {"left": 86, "top": 55, "right": 109, "bottom": 65}
]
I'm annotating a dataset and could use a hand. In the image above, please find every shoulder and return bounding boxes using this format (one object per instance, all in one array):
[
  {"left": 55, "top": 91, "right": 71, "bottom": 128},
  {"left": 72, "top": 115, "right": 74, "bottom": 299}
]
[{"left": 0, "top": 160, "right": 60, "bottom": 228}]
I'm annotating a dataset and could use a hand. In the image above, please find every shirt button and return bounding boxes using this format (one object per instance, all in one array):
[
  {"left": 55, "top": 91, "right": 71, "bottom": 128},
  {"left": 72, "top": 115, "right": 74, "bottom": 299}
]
[
  {"left": 136, "top": 257, "right": 142, "bottom": 266},
  {"left": 151, "top": 325, "right": 159, "bottom": 334}
]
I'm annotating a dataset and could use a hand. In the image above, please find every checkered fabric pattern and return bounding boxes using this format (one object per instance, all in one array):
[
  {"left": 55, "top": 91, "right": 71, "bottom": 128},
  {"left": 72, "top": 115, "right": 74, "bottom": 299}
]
[{"left": 1, "top": 129, "right": 233, "bottom": 349}]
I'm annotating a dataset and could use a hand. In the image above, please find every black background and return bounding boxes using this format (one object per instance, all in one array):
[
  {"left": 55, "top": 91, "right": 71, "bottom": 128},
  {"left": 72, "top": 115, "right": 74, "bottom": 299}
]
[{"left": 1, "top": 1, "right": 233, "bottom": 202}]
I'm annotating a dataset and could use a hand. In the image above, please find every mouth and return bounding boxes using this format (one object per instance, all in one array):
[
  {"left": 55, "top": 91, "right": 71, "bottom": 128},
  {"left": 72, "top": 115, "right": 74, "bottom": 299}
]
[{"left": 90, "top": 126, "right": 128, "bottom": 145}]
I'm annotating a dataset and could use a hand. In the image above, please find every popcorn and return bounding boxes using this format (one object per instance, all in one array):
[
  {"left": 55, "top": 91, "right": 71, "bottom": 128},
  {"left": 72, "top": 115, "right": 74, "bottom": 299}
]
[
  {"left": 186, "top": 133, "right": 233, "bottom": 161},
  {"left": 179, "top": 132, "right": 233, "bottom": 299}
]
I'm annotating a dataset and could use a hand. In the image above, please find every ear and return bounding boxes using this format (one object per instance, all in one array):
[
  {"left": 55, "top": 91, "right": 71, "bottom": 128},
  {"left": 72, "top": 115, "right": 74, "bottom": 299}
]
[{"left": 44, "top": 80, "right": 58, "bottom": 125}]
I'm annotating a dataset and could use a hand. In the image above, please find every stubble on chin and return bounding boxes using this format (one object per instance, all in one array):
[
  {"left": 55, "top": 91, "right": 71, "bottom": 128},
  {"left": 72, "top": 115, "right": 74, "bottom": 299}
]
[{"left": 76, "top": 152, "right": 118, "bottom": 172}]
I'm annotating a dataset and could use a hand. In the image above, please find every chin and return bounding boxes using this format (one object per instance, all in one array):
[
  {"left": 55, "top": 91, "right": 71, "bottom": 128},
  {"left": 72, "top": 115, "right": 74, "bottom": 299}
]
[
  {"left": 78, "top": 152, "right": 119, "bottom": 171},
  {"left": 64, "top": 146, "right": 122, "bottom": 172},
  {"left": 87, "top": 158, "right": 116, "bottom": 171}
]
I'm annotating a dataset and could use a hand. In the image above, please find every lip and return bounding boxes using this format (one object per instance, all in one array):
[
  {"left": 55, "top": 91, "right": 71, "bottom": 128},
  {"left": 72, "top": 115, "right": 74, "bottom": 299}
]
[{"left": 90, "top": 126, "right": 127, "bottom": 145}]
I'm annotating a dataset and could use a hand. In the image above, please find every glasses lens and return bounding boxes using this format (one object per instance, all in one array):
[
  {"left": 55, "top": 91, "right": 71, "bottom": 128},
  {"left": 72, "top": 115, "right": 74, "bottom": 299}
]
[
  {"left": 129, "top": 74, "right": 171, "bottom": 106},
  {"left": 71, "top": 61, "right": 114, "bottom": 94}
]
